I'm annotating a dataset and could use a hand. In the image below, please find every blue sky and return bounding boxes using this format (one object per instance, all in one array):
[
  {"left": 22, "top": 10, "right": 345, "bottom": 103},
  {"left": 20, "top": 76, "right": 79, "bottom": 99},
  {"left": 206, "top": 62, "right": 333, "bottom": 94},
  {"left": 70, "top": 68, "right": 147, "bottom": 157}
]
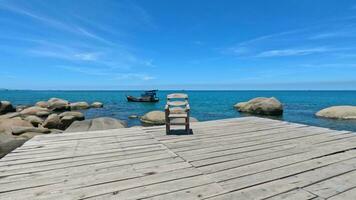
[{"left": 0, "top": 0, "right": 356, "bottom": 90}]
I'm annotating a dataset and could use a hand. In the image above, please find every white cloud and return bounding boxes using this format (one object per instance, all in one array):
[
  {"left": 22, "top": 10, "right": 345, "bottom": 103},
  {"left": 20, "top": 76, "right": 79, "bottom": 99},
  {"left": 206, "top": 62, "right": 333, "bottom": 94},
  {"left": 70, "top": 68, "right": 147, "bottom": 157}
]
[
  {"left": 256, "top": 47, "right": 332, "bottom": 57},
  {"left": 74, "top": 53, "right": 100, "bottom": 61},
  {"left": 57, "top": 66, "right": 155, "bottom": 81},
  {"left": 114, "top": 73, "right": 155, "bottom": 81},
  {"left": 0, "top": 3, "right": 113, "bottom": 45}
]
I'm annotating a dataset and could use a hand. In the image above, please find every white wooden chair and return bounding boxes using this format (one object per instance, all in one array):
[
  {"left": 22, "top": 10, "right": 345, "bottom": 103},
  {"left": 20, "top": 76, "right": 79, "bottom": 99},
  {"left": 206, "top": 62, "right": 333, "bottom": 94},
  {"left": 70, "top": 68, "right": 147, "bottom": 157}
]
[{"left": 165, "top": 93, "right": 190, "bottom": 134}]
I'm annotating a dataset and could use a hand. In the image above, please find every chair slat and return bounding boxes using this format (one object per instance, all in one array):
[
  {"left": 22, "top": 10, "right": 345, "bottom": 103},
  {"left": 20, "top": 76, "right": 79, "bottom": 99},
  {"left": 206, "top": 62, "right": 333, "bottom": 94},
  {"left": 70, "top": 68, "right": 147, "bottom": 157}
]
[
  {"left": 167, "top": 101, "right": 188, "bottom": 106},
  {"left": 167, "top": 93, "right": 188, "bottom": 99}
]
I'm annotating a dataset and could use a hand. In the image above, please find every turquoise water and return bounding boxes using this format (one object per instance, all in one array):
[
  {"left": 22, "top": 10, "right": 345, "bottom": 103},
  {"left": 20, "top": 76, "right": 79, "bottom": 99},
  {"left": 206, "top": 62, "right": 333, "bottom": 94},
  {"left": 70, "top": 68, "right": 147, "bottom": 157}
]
[{"left": 1, "top": 90, "right": 356, "bottom": 131}]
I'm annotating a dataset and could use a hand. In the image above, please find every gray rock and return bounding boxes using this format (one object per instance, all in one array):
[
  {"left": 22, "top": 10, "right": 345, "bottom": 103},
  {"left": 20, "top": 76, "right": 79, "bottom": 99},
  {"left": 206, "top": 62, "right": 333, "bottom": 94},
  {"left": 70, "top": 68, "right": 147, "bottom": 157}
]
[
  {"left": 48, "top": 98, "right": 69, "bottom": 111},
  {"left": 316, "top": 106, "right": 356, "bottom": 119},
  {"left": 16, "top": 105, "right": 30, "bottom": 112},
  {"left": 12, "top": 126, "right": 50, "bottom": 136},
  {"left": 35, "top": 101, "right": 49, "bottom": 108},
  {"left": 65, "top": 117, "right": 127, "bottom": 132},
  {"left": 0, "top": 101, "right": 15, "bottom": 114},
  {"left": 59, "top": 111, "right": 85, "bottom": 120},
  {"left": 24, "top": 115, "right": 44, "bottom": 127},
  {"left": 128, "top": 115, "right": 139, "bottom": 119},
  {"left": 70, "top": 102, "right": 90, "bottom": 110},
  {"left": 0, "top": 134, "right": 27, "bottom": 158},
  {"left": 65, "top": 120, "right": 92, "bottom": 132},
  {"left": 49, "top": 129, "right": 64, "bottom": 134},
  {"left": 43, "top": 114, "right": 61, "bottom": 129},
  {"left": 19, "top": 132, "right": 44, "bottom": 139},
  {"left": 89, "top": 117, "right": 127, "bottom": 131},
  {"left": 0, "top": 112, "right": 21, "bottom": 119},
  {"left": 140, "top": 111, "right": 165, "bottom": 125},
  {"left": 234, "top": 97, "right": 283, "bottom": 116},
  {"left": 20, "top": 106, "right": 51, "bottom": 117},
  {"left": 91, "top": 102, "right": 103, "bottom": 108},
  {"left": 0, "top": 118, "right": 33, "bottom": 135}
]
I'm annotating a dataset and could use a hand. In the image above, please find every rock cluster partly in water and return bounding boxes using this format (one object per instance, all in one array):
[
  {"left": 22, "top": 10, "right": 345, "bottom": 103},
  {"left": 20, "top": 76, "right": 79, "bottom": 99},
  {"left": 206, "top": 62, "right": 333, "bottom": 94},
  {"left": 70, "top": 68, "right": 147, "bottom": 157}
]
[
  {"left": 0, "top": 98, "right": 107, "bottom": 158},
  {"left": 234, "top": 97, "right": 283, "bottom": 116},
  {"left": 316, "top": 106, "right": 356, "bottom": 120}
]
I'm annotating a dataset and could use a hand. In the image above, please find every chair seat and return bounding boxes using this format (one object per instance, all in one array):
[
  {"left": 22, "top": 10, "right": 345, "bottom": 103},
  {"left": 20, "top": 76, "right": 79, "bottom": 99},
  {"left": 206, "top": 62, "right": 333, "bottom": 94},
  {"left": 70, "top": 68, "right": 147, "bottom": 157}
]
[{"left": 169, "top": 113, "right": 188, "bottom": 118}]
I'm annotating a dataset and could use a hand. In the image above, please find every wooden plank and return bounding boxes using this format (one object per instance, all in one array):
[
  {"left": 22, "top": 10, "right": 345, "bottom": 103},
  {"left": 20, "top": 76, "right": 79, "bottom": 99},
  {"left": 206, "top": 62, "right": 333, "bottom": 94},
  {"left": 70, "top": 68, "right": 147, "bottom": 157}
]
[{"left": 328, "top": 187, "right": 356, "bottom": 200}]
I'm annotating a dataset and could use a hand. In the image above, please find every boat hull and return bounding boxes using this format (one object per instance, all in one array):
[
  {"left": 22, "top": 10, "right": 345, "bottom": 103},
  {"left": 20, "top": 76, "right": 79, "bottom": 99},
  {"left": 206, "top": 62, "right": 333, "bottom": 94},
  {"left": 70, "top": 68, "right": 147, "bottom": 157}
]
[{"left": 126, "top": 96, "right": 159, "bottom": 102}]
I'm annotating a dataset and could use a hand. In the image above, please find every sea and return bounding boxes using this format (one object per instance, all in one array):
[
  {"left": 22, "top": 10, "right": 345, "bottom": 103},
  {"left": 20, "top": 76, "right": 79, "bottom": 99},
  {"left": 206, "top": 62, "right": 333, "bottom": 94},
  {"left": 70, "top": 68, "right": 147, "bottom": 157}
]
[{"left": 1, "top": 90, "right": 356, "bottom": 131}]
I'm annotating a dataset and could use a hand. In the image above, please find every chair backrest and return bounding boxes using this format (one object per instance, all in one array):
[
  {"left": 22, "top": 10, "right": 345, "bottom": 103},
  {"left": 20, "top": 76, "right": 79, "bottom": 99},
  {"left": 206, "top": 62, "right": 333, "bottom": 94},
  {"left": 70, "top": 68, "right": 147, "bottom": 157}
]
[
  {"left": 166, "top": 93, "right": 189, "bottom": 111},
  {"left": 167, "top": 93, "right": 188, "bottom": 100}
]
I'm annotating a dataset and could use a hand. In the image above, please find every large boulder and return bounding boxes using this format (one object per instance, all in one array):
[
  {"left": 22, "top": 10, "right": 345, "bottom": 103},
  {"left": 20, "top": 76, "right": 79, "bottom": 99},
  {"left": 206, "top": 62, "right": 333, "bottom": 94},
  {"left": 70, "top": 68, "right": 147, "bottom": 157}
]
[
  {"left": 24, "top": 115, "right": 44, "bottom": 127},
  {"left": 43, "top": 114, "right": 61, "bottom": 129},
  {"left": 12, "top": 127, "right": 50, "bottom": 136},
  {"left": 234, "top": 97, "right": 283, "bottom": 116},
  {"left": 65, "top": 117, "right": 127, "bottom": 132},
  {"left": 0, "top": 134, "right": 27, "bottom": 158},
  {"left": 91, "top": 102, "right": 103, "bottom": 108},
  {"left": 20, "top": 106, "right": 51, "bottom": 117},
  {"left": 58, "top": 111, "right": 85, "bottom": 130},
  {"left": 70, "top": 102, "right": 90, "bottom": 110},
  {"left": 0, "top": 118, "right": 33, "bottom": 135},
  {"left": 48, "top": 98, "right": 69, "bottom": 111},
  {"left": 89, "top": 117, "right": 127, "bottom": 131},
  {"left": 0, "top": 112, "right": 21, "bottom": 119},
  {"left": 0, "top": 101, "right": 15, "bottom": 114},
  {"left": 16, "top": 105, "right": 30, "bottom": 112},
  {"left": 140, "top": 111, "right": 165, "bottom": 125},
  {"left": 316, "top": 106, "right": 356, "bottom": 119},
  {"left": 59, "top": 111, "right": 85, "bottom": 120},
  {"left": 65, "top": 120, "right": 92, "bottom": 132},
  {"left": 35, "top": 101, "right": 49, "bottom": 108}
]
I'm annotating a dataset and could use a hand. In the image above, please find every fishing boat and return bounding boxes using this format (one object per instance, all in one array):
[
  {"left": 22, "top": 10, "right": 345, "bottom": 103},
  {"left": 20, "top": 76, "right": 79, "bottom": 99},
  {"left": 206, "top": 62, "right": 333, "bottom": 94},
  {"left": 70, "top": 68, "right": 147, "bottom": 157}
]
[{"left": 126, "top": 90, "right": 159, "bottom": 102}]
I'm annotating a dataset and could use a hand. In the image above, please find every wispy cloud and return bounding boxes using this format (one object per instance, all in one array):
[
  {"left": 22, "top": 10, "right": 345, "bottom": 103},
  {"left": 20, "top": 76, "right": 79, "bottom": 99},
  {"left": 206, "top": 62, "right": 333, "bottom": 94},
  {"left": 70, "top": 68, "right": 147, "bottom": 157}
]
[
  {"left": 0, "top": 3, "right": 113, "bottom": 45},
  {"left": 57, "top": 65, "right": 155, "bottom": 81},
  {"left": 256, "top": 47, "right": 333, "bottom": 58}
]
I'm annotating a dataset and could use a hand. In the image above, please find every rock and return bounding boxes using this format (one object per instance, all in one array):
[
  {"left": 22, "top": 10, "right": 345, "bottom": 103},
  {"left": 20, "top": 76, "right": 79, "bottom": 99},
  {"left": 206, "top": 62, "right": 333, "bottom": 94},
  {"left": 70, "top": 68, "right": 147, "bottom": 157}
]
[
  {"left": 19, "top": 132, "right": 44, "bottom": 139},
  {"left": 91, "top": 102, "right": 103, "bottom": 108},
  {"left": 60, "top": 116, "right": 77, "bottom": 130},
  {"left": 59, "top": 111, "right": 85, "bottom": 120},
  {"left": 0, "top": 112, "right": 21, "bottom": 119},
  {"left": 20, "top": 106, "right": 51, "bottom": 117},
  {"left": 89, "top": 117, "right": 127, "bottom": 131},
  {"left": 128, "top": 115, "right": 139, "bottom": 119},
  {"left": 70, "top": 102, "right": 90, "bottom": 110},
  {"left": 234, "top": 97, "right": 283, "bottom": 116},
  {"left": 58, "top": 111, "right": 85, "bottom": 129},
  {"left": 48, "top": 98, "right": 69, "bottom": 111},
  {"left": 24, "top": 115, "right": 44, "bottom": 127},
  {"left": 0, "top": 118, "right": 33, "bottom": 135},
  {"left": 16, "top": 105, "right": 30, "bottom": 112},
  {"left": 35, "top": 101, "right": 49, "bottom": 108},
  {"left": 0, "top": 134, "right": 27, "bottom": 158},
  {"left": 65, "top": 120, "right": 92, "bottom": 132},
  {"left": 43, "top": 114, "right": 61, "bottom": 129},
  {"left": 316, "top": 106, "right": 356, "bottom": 119},
  {"left": 0, "top": 101, "right": 15, "bottom": 114},
  {"left": 65, "top": 117, "right": 127, "bottom": 132},
  {"left": 49, "top": 129, "right": 64, "bottom": 134},
  {"left": 171, "top": 117, "right": 199, "bottom": 124},
  {"left": 12, "top": 126, "right": 50, "bottom": 135},
  {"left": 140, "top": 111, "right": 165, "bottom": 125}
]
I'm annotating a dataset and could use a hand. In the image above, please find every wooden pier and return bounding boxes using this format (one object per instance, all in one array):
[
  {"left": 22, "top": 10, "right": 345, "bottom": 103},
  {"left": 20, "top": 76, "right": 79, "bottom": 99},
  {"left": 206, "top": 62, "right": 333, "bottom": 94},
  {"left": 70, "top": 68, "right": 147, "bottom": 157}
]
[{"left": 1, "top": 117, "right": 356, "bottom": 199}]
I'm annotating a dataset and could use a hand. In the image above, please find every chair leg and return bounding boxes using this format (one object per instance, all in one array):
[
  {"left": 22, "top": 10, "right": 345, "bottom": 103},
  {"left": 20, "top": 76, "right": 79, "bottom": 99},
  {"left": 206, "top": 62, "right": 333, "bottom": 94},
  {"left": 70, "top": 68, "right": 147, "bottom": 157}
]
[
  {"left": 185, "top": 117, "right": 190, "bottom": 133},
  {"left": 166, "top": 120, "right": 170, "bottom": 134}
]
